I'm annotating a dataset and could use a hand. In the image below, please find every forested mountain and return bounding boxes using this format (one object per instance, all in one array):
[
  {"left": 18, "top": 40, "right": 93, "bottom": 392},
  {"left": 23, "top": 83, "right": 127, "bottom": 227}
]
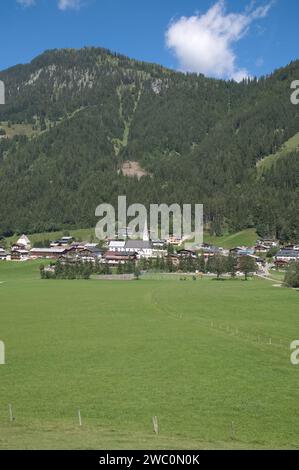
[{"left": 0, "top": 47, "right": 298, "bottom": 241}]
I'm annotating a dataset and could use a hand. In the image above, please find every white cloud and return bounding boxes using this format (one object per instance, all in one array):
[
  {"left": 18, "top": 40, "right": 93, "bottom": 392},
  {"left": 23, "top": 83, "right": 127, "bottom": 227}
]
[
  {"left": 165, "top": 0, "right": 273, "bottom": 81},
  {"left": 17, "top": 0, "right": 85, "bottom": 10},
  {"left": 58, "top": 0, "right": 83, "bottom": 10},
  {"left": 17, "top": 0, "right": 36, "bottom": 7}
]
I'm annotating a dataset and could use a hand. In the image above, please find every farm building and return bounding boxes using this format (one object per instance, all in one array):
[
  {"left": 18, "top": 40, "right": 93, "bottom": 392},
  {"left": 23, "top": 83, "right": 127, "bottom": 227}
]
[
  {"left": 104, "top": 251, "right": 137, "bottom": 265},
  {"left": 30, "top": 247, "right": 67, "bottom": 259}
]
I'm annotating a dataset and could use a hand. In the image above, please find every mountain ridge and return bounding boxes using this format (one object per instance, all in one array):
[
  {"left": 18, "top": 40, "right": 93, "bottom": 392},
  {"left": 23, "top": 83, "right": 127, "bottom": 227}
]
[{"left": 0, "top": 47, "right": 298, "bottom": 241}]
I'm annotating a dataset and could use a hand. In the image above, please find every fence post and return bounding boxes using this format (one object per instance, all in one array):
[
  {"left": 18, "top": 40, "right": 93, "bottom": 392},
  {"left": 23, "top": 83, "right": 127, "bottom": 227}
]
[
  {"left": 78, "top": 409, "right": 82, "bottom": 426},
  {"left": 8, "top": 404, "right": 14, "bottom": 422},
  {"left": 152, "top": 416, "right": 159, "bottom": 435}
]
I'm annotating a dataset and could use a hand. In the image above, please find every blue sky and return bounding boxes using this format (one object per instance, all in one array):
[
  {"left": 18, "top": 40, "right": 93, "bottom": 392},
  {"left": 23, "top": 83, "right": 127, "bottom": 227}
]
[{"left": 0, "top": 0, "right": 298, "bottom": 80}]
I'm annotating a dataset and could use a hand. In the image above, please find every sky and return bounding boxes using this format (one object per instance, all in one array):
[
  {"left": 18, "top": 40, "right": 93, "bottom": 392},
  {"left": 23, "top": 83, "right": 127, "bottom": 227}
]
[{"left": 0, "top": 0, "right": 298, "bottom": 81}]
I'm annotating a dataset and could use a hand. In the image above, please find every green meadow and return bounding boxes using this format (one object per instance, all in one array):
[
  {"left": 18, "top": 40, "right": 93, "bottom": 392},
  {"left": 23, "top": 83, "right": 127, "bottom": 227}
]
[
  {"left": 203, "top": 228, "right": 257, "bottom": 249},
  {"left": 0, "top": 261, "right": 298, "bottom": 450},
  {"left": 257, "top": 131, "right": 299, "bottom": 172}
]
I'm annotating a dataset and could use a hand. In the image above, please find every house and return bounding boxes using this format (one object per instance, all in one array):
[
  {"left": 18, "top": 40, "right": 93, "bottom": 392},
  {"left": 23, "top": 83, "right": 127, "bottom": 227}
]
[
  {"left": 257, "top": 239, "right": 279, "bottom": 248},
  {"left": 254, "top": 243, "right": 270, "bottom": 254},
  {"left": 178, "top": 249, "right": 197, "bottom": 259},
  {"left": 58, "top": 236, "right": 74, "bottom": 246},
  {"left": 124, "top": 240, "right": 153, "bottom": 259},
  {"left": 230, "top": 247, "right": 255, "bottom": 256},
  {"left": 11, "top": 249, "right": 29, "bottom": 261},
  {"left": 76, "top": 246, "right": 103, "bottom": 261},
  {"left": 108, "top": 240, "right": 126, "bottom": 252},
  {"left": 16, "top": 234, "right": 31, "bottom": 250},
  {"left": 200, "top": 245, "right": 221, "bottom": 258},
  {"left": 284, "top": 244, "right": 299, "bottom": 251},
  {"left": 104, "top": 251, "right": 137, "bottom": 265},
  {"left": 0, "top": 248, "right": 8, "bottom": 260},
  {"left": 274, "top": 249, "right": 299, "bottom": 265},
  {"left": 30, "top": 247, "right": 67, "bottom": 259}
]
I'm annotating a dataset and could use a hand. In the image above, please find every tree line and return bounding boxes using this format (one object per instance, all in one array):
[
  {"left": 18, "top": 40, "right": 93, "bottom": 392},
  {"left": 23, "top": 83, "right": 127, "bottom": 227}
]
[{"left": 40, "top": 254, "right": 258, "bottom": 281}]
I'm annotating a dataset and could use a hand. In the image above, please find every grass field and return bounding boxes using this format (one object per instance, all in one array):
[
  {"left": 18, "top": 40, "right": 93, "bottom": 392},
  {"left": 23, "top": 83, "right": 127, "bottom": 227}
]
[
  {"left": 0, "top": 121, "right": 38, "bottom": 139},
  {"left": 268, "top": 269, "right": 286, "bottom": 282},
  {"left": 204, "top": 228, "right": 257, "bottom": 249},
  {"left": 0, "top": 261, "right": 298, "bottom": 450}
]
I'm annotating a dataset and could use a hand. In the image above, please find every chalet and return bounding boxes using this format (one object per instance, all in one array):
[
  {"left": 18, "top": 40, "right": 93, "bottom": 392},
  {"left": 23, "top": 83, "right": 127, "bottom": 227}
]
[
  {"left": 104, "top": 251, "right": 137, "bottom": 265},
  {"left": 11, "top": 249, "right": 29, "bottom": 261},
  {"left": 200, "top": 245, "right": 221, "bottom": 258},
  {"left": 30, "top": 247, "right": 67, "bottom": 259},
  {"left": 124, "top": 240, "right": 153, "bottom": 259},
  {"left": 76, "top": 246, "right": 103, "bottom": 261},
  {"left": 50, "top": 236, "right": 74, "bottom": 247},
  {"left": 16, "top": 234, "right": 31, "bottom": 250},
  {"left": 254, "top": 243, "right": 270, "bottom": 254},
  {"left": 257, "top": 239, "right": 279, "bottom": 248},
  {"left": 178, "top": 249, "right": 197, "bottom": 259},
  {"left": 284, "top": 244, "right": 299, "bottom": 251},
  {"left": 230, "top": 247, "right": 255, "bottom": 256},
  {"left": 59, "top": 236, "right": 74, "bottom": 246},
  {"left": 274, "top": 259, "right": 289, "bottom": 268}
]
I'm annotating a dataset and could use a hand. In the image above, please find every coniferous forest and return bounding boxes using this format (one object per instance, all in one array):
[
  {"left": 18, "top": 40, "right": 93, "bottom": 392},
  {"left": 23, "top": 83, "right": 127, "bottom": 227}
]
[{"left": 0, "top": 48, "right": 298, "bottom": 241}]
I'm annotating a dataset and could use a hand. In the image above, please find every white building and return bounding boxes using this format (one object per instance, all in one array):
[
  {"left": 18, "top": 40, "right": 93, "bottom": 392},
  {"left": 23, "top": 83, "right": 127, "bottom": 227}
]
[
  {"left": 108, "top": 240, "right": 126, "bottom": 252},
  {"left": 16, "top": 234, "right": 31, "bottom": 250},
  {"left": 257, "top": 239, "right": 279, "bottom": 248},
  {"left": 275, "top": 249, "right": 299, "bottom": 263},
  {"left": 0, "top": 248, "right": 8, "bottom": 260},
  {"left": 124, "top": 240, "right": 153, "bottom": 259}
]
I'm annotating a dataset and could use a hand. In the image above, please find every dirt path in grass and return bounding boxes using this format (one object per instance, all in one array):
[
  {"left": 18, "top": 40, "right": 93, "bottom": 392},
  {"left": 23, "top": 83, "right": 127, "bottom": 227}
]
[{"left": 256, "top": 273, "right": 283, "bottom": 284}]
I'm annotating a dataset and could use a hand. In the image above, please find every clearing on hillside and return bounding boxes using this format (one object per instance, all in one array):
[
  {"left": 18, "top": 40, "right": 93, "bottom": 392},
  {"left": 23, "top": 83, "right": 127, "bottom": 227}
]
[{"left": 257, "top": 131, "right": 299, "bottom": 172}]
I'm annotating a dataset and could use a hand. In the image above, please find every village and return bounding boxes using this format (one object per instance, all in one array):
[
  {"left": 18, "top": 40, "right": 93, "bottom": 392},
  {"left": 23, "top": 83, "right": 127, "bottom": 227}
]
[{"left": 0, "top": 228, "right": 298, "bottom": 277}]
